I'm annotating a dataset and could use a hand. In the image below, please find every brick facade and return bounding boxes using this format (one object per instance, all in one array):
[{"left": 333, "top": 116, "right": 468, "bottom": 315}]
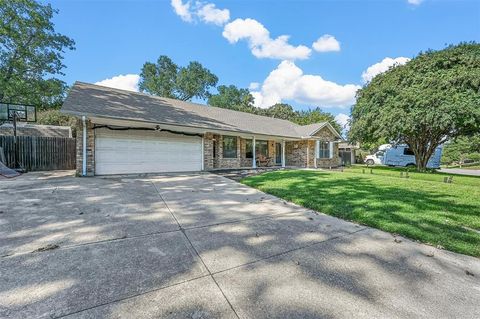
[{"left": 75, "top": 122, "right": 339, "bottom": 176}]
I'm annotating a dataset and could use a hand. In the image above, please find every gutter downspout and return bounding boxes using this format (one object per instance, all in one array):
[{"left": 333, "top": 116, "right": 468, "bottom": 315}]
[{"left": 82, "top": 116, "right": 87, "bottom": 176}]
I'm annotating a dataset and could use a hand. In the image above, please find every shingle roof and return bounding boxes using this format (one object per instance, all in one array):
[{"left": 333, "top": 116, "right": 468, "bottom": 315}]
[{"left": 62, "top": 82, "right": 336, "bottom": 139}]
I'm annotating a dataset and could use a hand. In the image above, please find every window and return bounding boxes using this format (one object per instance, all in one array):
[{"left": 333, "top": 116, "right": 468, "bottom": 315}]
[
  {"left": 318, "top": 141, "right": 330, "bottom": 159},
  {"left": 245, "top": 139, "right": 268, "bottom": 158},
  {"left": 256, "top": 140, "right": 268, "bottom": 157},
  {"left": 223, "top": 136, "right": 237, "bottom": 158},
  {"left": 403, "top": 148, "right": 415, "bottom": 156},
  {"left": 246, "top": 139, "right": 253, "bottom": 158}
]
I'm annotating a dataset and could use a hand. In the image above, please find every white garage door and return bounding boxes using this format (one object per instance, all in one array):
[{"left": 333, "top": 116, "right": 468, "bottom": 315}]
[{"left": 95, "top": 128, "right": 202, "bottom": 175}]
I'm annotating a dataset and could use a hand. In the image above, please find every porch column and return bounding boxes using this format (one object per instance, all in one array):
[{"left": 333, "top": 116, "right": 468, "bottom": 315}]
[
  {"left": 252, "top": 136, "right": 256, "bottom": 168},
  {"left": 281, "top": 140, "right": 285, "bottom": 168},
  {"left": 314, "top": 140, "right": 318, "bottom": 168}
]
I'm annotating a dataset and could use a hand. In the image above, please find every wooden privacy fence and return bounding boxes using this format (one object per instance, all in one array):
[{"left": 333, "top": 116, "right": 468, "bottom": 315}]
[{"left": 0, "top": 136, "right": 76, "bottom": 171}]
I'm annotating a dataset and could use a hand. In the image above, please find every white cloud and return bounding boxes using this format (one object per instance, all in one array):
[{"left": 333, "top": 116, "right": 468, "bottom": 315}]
[
  {"left": 223, "top": 18, "right": 311, "bottom": 60},
  {"left": 171, "top": 0, "right": 193, "bottom": 22},
  {"left": 95, "top": 74, "right": 140, "bottom": 92},
  {"left": 250, "top": 60, "right": 360, "bottom": 108},
  {"left": 361, "top": 57, "right": 410, "bottom": 83},
  {"left": 408, "top": 0, "right": 423, "bottom": 5},
  {"left": 170, "top": 1, "right": 229, "bottom": 25},
  {"left": 248, "top": 82, "right": 260, "bottom": 90},
  {"left": 197, "top": 3, "right": 230, "bottom": 25},
  {"left": 335, "top": 113, "right": 350, "bottom": 131},
  {"left": 312, "top": 34, "right": 340, "bottom": 52}
]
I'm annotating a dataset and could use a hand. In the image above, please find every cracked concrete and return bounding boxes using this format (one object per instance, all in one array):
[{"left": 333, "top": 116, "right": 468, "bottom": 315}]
[{"left": 0, "top": 171, "right": 479, "bottom": 318}]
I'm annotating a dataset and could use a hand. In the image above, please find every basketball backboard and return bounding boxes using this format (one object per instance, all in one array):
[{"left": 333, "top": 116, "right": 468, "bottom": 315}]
[{"left": 0, "top": 103, "right": 36, "bottom": 122}]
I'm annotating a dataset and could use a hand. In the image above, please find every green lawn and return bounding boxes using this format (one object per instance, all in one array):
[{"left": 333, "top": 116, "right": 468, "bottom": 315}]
[{"left": 241, "top": 167, "right": 480, "bottom": 257}]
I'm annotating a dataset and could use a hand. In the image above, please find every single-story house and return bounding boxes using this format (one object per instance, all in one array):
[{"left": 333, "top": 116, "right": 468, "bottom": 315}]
[{"left": 61, "top": 82, "right": 343, "bottom": 176}]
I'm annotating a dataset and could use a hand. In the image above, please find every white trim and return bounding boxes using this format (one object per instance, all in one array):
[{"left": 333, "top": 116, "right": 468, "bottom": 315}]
[
  {"left": 252, "top": 136, "right": 256, "bottom": 168},
  {"left": 329, "top": 141, "right": 334, "bottom": 159},
  {"left": 281, "top": 140, "right": 285, "bottom": 168},
  {"left": 306, "top": 122, "right": 343, "bottom": 140},
  {"left": 314, "top": 140, "right": 318, "bottom": 168}
]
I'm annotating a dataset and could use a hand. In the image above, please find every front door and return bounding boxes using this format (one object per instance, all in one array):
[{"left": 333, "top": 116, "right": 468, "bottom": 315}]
[{"left": 275, "top": 142, "right": 282, "bottom": 165}]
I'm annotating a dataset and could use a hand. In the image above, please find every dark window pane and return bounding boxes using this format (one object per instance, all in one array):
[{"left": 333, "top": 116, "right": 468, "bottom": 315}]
[
  {"left": 318, "top": 142, "right": 330, "bottom": 158},
  {"left": 246, "top": 139, "right": 253, "bottom": 158},
  {"left": 256, "top": 140, "right": 268, "bottom": 157},
  {"left": 223, "top": 136, "right": 237, "bottom": 158},
  {"left": 403, "top": 148, "right": 415, "bottom": 156}
]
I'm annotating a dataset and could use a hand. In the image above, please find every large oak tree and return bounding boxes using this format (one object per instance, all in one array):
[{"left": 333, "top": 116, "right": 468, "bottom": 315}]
[
  {"left": 139, "top": 55, "right": 218, "bottom": 101},
  {"left": 0, "top": 0, "right": 75, "bottom": 108},
  {"left": 349, "top": 43, "right": 480, "bottom": 170}
]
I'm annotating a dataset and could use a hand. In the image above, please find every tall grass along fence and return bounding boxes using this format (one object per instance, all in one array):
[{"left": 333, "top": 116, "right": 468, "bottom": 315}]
[{"left": 0, "top": 136, "right": 76, "bottom": 171}]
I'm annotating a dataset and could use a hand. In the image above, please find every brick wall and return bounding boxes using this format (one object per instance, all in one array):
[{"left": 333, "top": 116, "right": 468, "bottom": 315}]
[
  {"left": 75, "top": 119, "right": 95, "bottom": 176},
  {"left": 314, "top": 126, "right": 341, "bottom": 168},
  {"left": 203, "top": 132, "right": 214, "bottom": 170}
]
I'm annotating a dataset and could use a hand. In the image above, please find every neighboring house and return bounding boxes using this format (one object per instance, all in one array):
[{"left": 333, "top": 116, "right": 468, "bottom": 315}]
[
  {"left": 0, "top": 123, "right": 72, "bottom": 138},
  {"left": 61, "top": 82, "right": 343, "bottom": 176}
]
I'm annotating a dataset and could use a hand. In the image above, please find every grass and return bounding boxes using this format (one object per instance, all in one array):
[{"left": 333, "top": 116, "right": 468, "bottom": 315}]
[{"left": 241, "top": 166, "right": 480, "bottom": 257}]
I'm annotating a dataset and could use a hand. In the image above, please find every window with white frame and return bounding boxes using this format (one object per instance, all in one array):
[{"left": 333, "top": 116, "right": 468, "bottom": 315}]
[{"left": 318, "top": 141, "right": 330, "bottom": 158}]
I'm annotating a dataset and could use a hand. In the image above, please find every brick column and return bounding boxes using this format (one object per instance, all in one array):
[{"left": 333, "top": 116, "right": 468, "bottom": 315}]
[{"left": 203, "top": 132, "right": 214, "bottom": 170}]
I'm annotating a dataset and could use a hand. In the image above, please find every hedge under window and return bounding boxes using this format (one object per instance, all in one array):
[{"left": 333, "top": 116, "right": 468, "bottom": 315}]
[{"left": 223, "top": 136, "right": 237, "bottom": 158}]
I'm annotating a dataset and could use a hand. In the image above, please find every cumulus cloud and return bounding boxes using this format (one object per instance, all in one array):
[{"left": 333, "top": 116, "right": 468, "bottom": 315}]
[
  {"left": 250, "top": 60, "right": 360, "bottom": 108},
  {"left": 171, "top": 0, "right": 192, "bottom": 22},
  {"left": 95, "top": 74, "right": 140, "bottom": 92},
  {"left": 222, "top": 18, "right": 311, "bottom": 60},
  {"left": 312, "top": 35, "right": 341, "bottom": 52},
  {"left": 361, "top": 57, "right": 410, "bottom": 83},
  {"left": 170, "top": 1, "right": 230, "bottom": 25},
  {"left": 197, "top": 3, "right": 230, "bottom": 25},
  {"left": 335, "top": 113, "right": 350, "bottom": 131},
  {"left": 248, "top": 82, "right": 260, "bottom": 90},
  {"left": 407, "top": 0, "right": 424, "bottom": 5}
]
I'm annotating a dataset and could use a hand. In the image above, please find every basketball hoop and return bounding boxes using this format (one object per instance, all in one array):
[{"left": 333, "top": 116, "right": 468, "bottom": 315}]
[
  {"left": 0, "top": 103, "right": 37, "bottom": 123},
  {"left": 0, "top": 103, "right": 37, "bottom": 171}
]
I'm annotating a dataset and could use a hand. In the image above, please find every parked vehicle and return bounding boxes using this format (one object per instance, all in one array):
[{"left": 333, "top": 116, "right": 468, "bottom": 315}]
[{"left": 364, "top": 144, "right": 443, "bottom": 168}]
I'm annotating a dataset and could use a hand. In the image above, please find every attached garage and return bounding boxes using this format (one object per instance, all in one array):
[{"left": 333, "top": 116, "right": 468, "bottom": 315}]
[{"left": 94, "top": 128, "right": 203, "bottom": 175}]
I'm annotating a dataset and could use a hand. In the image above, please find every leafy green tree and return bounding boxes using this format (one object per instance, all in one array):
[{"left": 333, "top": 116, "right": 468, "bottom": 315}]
[
  {"left": 208, "top": 85, "right": 255, "bottom": 112},
  {"left": 139, "top": 55, "right": 218, "bottom": 101},
  {"left": 0, "top": 0, "right": 75, "bottom": 108},
  {"left": 349, "top": 43, "right": 480, "bottom": 170},
  {"left": 295, "top": 107, "right": 342, "bottom": 133},
  {"left": 37, "top": 109, "right": 76, "bottom": 136},
  {"left": 259, "top": 103, "right": 297, "bottom": 120},
  {"left": 442, "top": 135, "right": 480, "bottom": 165}
]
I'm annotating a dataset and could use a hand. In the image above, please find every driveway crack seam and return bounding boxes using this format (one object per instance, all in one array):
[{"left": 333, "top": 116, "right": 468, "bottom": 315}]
[
  {"left": 151, "top": 181, "right": 241, "bottom": 319},
  {"left": 211, "top": 227, "right": 369, "bottom": 276}
]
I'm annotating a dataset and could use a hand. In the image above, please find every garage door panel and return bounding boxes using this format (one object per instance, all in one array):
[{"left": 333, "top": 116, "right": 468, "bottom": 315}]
[{"left": 94, "top": 129, "right": 202, "bottom": 175}]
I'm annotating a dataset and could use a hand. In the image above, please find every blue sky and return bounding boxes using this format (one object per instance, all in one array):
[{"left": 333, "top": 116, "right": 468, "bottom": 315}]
[{"left": 49, "top": 0, "right": 480, "bottom": 125}]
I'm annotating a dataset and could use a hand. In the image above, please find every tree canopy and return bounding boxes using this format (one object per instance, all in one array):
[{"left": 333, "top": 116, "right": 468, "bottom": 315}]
[
  {"left": 208, "top": 85, "right": 342, "bottom": 133},
  {"left": 208, "top": 85, "right": 255, "bottom": 112},
  {"left": 139, "top": 55, "right": 218, "bottom": 101},
  {"left": 0, "top": 0, "right": 75, "bottom": 108},
  {"left": 349, "top": 43, "right": 480, "bottom": 170},
  {"left": 442, "top": 135, "right": 480, "bottom": 165}
]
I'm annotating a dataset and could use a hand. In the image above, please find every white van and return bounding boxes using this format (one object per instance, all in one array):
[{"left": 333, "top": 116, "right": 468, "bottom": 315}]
[{"left": 365, "top": 144, "right": 442, "bottom": 169}]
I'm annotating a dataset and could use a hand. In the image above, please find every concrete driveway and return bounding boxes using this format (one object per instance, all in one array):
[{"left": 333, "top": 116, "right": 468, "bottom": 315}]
[
  {"left": 439, "top": 168, "right": 480, "bottom": 176},
  {"left": 0, "top": 171, "right": 479, "bottom": 319}
]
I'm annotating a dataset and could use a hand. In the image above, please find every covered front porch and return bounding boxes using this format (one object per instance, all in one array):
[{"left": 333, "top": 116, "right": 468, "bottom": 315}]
[{"left": 203, "top": 132, "right": 341, "bottom": 171}]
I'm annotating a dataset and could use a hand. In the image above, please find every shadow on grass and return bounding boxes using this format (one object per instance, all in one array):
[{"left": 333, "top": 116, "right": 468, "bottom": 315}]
[{"left": 242, "top": 170, "right": 480, "bottom": 256}]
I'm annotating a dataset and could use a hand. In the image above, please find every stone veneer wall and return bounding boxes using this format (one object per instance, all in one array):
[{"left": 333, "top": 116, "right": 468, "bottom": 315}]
[
  {"left": 314, "top": 127, "right": 341, "bottom": 168},
  {"left": 203, "top": 132, "right": 214, "bottom": 170},
  {"left": 75, "top": 119, "right": 95, "bottom": 176},
  {"left": 212, "top": 134, "right": 242, "bottom": 169}
]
